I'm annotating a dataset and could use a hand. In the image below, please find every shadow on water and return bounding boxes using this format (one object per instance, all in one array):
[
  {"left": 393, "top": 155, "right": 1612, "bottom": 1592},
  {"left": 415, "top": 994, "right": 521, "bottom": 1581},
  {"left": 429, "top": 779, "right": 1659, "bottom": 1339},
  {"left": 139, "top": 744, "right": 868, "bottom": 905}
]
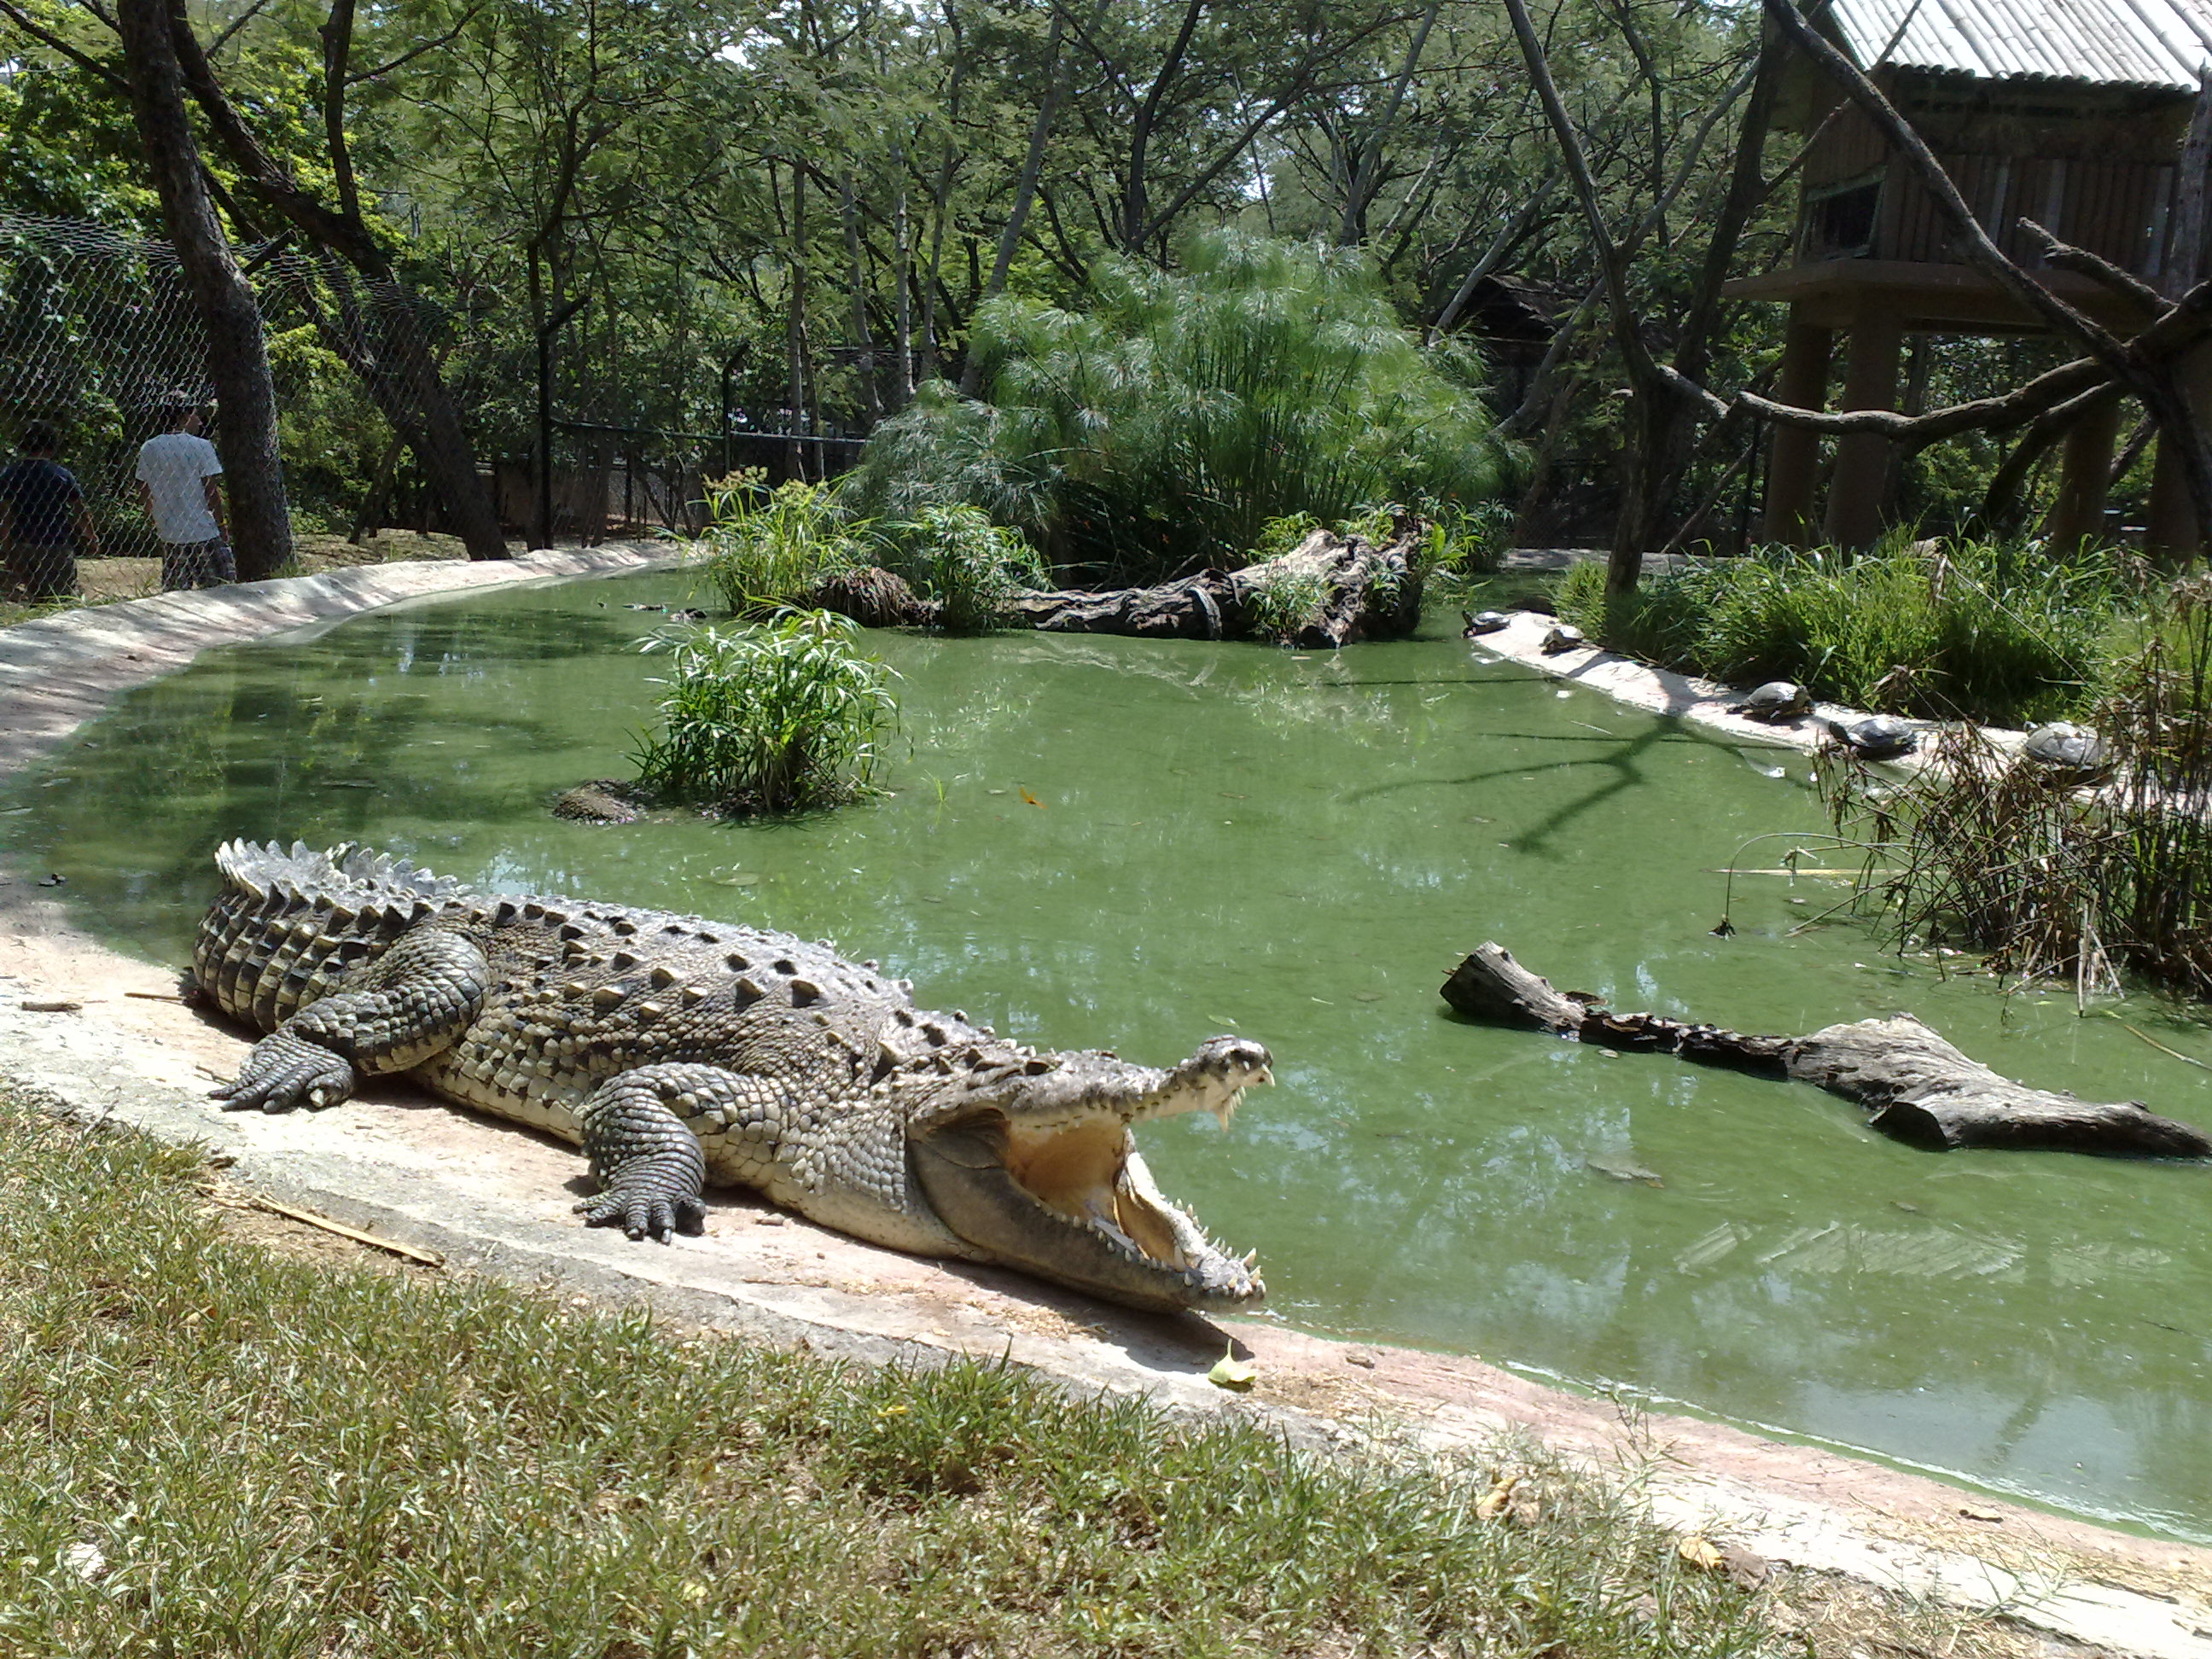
[{"left": 10, "top": 570, "right": 2212, "bottom": 1542}]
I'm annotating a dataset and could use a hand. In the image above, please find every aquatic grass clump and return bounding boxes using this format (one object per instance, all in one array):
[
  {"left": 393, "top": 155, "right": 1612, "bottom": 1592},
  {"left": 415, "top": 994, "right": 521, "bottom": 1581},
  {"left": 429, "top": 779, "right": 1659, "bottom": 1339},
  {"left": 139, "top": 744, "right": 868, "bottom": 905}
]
[
  {"left": 882, "top": 502, "right": 1049, "bottom": 632},
  {"left": 630, "top": 612, "right": 896, "bottom": 813},
  {"left": 1829, "top": 579, "right": 2212, "bottom": 999},
  {"left": 0, "top": 1086, "right": 2001, "bottom": 1659},
  {"left": 1560, "top": 536, "right": 2134, "bottom": 728},
  {"left": 1244, "top": 561, "right": 1333, "bottom": 643},
  {"left": 847, "top": 230, "right": 1515, "bottom": 580},
  {"left": 698, "top": 474, "right": 882, "bottom": 618}
]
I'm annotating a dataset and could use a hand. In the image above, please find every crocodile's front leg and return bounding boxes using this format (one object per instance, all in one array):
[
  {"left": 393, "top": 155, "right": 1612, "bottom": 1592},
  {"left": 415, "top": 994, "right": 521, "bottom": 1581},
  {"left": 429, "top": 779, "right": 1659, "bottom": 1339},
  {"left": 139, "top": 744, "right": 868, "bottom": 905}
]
[
  {"left": 214, "top": 926, "right": 489, "bottom": 1113},
  {"left": 573, "top": 1063, "right": 774, "bottom": 1242}
]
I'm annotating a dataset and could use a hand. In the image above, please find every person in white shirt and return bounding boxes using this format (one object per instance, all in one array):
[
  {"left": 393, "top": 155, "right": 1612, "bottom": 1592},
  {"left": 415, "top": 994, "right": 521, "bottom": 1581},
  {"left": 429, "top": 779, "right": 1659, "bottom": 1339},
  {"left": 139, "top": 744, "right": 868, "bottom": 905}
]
[{"left": 136, "top": 402, "right": 234, "bottom": 591}]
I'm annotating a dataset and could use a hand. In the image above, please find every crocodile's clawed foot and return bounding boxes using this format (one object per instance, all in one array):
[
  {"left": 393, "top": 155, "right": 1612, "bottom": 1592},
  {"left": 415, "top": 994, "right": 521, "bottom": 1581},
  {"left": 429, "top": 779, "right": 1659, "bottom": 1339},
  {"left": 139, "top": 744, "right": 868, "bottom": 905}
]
[
  {"left": 212, "top": 1031, "right": 358, "bottom": 1113},
  {"left": 574, "top": 1180, "right": 707, "bottom": 1243}
]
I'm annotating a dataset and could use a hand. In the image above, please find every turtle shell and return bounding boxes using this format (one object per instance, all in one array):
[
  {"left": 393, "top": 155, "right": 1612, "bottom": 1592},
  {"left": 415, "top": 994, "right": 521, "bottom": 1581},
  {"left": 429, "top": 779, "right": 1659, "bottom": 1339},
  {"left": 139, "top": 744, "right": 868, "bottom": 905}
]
[
  {"left": 1828, "top": 714, "right": 1918, "bottom": 759},
  {"left": 1540, "top": 624, "right": 1587, "bottom": 656},
  {"left": 2021, "top": 722, "right": 2108, "bottom": 776},
  {"left": 1462, "top": 610, "right": 1511, "bottom": 637},
  {"left": 1730, "top": 680, "right": 1810, "bottom": 722}
]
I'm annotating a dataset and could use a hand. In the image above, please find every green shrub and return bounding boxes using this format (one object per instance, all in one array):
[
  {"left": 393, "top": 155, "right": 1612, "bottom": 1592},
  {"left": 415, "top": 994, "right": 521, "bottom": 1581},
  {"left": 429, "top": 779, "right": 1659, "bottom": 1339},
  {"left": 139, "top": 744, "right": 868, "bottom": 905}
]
[
  {"left": 698, "top": 474, "right": 882, "bottom": 618},
  {"left": 847, "top": 231, "right": 1515, "bottom": 580},
  {"left": 1243, "top": 562, "right": 1332, "bottom": 643},
  {"left": 883, "top": 503, "right": 1049, "bottom": 632},
  {"left": 1560, "top": 537, "right": 2134, "bottom": 727},
  {"left": 630, "top": 612, "right": 897, "bottom": 813}
]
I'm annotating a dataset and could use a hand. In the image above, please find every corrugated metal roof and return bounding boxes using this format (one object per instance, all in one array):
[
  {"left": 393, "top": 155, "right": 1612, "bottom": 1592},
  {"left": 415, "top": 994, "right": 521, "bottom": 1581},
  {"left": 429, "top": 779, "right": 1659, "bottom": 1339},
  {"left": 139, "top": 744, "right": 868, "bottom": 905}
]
[{"left": 1825, "top": 0, "right": 2212, "bottom": 89}]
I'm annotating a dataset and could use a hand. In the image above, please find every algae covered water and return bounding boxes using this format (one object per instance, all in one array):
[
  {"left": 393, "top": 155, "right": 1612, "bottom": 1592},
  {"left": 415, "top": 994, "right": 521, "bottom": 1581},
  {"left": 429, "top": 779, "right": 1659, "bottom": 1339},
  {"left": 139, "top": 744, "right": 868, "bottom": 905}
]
[{"left": 7, "top": 568, "right": 2212, "bottom": 1540}]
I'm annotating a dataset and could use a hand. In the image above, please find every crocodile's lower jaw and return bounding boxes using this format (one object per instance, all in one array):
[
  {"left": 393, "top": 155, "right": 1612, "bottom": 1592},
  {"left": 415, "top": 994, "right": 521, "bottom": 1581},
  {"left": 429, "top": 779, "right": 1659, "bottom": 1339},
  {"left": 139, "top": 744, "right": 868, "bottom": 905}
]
[{"left": 915, "top": 1118, "right": 1264, "bottom": 1313}]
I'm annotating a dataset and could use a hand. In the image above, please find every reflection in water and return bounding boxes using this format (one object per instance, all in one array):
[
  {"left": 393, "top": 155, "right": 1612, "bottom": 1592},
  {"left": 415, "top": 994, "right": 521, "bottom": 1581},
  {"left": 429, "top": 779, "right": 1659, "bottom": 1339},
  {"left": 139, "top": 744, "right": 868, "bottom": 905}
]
[{"left": 7, "top": 569, "right": 2212, "bottom": 1541}]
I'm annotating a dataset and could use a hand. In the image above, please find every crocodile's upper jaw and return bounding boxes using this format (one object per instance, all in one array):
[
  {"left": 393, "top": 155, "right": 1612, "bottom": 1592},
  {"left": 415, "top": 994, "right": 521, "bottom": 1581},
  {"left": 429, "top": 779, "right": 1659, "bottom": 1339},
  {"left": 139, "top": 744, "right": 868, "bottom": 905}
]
[{"left": 909, "top": 1035, "right": 1271, "bottom": 1313}]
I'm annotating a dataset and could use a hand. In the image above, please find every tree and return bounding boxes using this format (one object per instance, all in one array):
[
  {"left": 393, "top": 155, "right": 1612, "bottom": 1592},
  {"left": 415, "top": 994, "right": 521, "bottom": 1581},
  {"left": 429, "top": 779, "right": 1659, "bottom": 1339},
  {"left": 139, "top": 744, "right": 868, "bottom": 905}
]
[{"left": 113, "top": 0, "right": 291, "bottom": 579}]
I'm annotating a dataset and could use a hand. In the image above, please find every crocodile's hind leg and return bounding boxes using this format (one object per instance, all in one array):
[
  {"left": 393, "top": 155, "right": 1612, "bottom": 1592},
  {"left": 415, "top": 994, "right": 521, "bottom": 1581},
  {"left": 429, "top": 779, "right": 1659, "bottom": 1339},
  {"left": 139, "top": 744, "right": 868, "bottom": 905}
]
[
  {"left": 214, "top": 926, "right": 489, "bottom": 1113},
  {"left": 573, "top": 1063, "right": 794, "bottom": 1242}
]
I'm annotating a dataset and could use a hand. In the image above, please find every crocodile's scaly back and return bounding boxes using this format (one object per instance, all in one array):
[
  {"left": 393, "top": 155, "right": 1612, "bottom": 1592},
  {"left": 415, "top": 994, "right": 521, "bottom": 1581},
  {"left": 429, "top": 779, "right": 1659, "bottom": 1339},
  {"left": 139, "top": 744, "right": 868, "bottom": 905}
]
[{"left": 195, "top": 841, "right": 463, "bottom": 1031}]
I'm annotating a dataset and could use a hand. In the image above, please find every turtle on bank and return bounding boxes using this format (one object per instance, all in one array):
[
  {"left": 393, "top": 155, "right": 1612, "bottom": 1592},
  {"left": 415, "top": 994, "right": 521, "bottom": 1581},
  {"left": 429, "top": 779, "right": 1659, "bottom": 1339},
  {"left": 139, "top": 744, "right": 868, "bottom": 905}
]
[
  {"left": 1726, "top": 680, "right": 1812, "bottom": 723},
  {"left": 2020, "top": 721, "right": 2110, "bottom": 780},
  {"left": 1540, "top": 623, "right": 1587, "bottom": 655},
  {"left": 1461, "top": 610, "right": 1511, "bottom": 637},
  {"left": 1820, "top": 713, "right": 1918, "bottom": 760}
]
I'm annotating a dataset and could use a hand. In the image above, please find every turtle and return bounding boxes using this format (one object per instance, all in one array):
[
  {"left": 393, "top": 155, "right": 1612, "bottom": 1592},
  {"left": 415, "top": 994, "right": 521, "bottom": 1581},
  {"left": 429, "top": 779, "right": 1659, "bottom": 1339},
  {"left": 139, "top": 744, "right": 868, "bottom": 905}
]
[
  {"left": 1726, "top": 680, "right": 1812, "bottom": 723},
  {"left": 1462, "top": 609, "right": 1511, "bottom": 637},
  {"left": 2019, "top": 721, "right": 2109, "bottom": 779},
  {"left": 1540, "top": 623, "right": 1588, "bottom": 656},
  {"left": 1820, "top": 713, "right": 1918, "bottom": 760}
]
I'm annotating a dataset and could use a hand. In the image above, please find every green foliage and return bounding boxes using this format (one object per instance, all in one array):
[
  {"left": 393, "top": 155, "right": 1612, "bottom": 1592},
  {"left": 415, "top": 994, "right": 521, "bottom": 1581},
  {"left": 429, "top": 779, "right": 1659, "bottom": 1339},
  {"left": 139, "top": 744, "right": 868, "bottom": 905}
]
[
  {"left": 698, "top": 476, "right": 879, "bottom": 619},
  {"left": 882, "top": 503, "right": 1049, "bottom": 632},
  {"left": 848, "top": 231, "right": 1515, "bottom": 580},
  {"left": 1560, "top": 537, "right": 2136, "bottom": 727},
  {"left": 1243, "top": 562, "right": 1333, "bottom": 643},
  {"left": 0, "top": 1088, "right": 1864, "bottom": 1659},
  {"left": 629, "top": 611, "right": 897, "bottom": 813},
  {"left": 1831, "top": 579, "right": 2212, "bottom": 999}
]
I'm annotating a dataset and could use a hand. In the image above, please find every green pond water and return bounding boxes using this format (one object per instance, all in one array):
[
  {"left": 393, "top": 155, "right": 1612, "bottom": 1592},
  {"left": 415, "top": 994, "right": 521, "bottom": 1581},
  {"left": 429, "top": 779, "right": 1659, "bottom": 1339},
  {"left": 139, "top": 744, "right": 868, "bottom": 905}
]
[{"left": 7, "top": 567, "right": 2212, "bottom": 1540}]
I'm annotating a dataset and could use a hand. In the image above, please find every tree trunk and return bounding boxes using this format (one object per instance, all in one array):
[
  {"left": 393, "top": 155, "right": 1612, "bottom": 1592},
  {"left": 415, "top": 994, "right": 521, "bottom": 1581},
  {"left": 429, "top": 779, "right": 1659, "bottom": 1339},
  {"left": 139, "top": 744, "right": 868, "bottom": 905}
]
[
  {"left": 1441, "top": 941, "right": 2212, "bottom": 1158},
  {"left": 1009, "top": 519, "right": 1425, "bottom": 646},
  {"left": 959, "top": 6, "right": 1065, "bottom": 396},
  {"left": 116, "top": 0, "right": 292, "bottom": 581},
  {"left": 163, "top": 0, "right": 507, "bottom": 561}
]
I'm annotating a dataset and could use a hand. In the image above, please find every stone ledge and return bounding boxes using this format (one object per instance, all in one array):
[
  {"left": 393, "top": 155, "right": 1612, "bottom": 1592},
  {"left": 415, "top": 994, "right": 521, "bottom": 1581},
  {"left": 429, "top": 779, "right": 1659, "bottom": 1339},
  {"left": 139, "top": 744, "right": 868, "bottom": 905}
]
[{"left": 0, "top": 544, "right": 686, "bottom": 774}]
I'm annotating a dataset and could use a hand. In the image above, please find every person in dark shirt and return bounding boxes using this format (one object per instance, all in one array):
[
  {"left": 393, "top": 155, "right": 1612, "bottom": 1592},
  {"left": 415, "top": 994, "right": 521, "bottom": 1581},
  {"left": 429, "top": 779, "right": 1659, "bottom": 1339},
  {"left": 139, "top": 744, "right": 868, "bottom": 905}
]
[{"left": 0, "top": 422, "right": 99, "bottom": 601}]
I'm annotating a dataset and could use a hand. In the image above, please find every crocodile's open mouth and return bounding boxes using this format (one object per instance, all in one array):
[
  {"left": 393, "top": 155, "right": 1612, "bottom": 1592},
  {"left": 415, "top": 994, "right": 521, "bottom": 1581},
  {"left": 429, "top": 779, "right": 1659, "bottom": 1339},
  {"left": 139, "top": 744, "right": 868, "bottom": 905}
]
[{"left": 910, "top": 1035, "right": 1272, "bottom": 1313}]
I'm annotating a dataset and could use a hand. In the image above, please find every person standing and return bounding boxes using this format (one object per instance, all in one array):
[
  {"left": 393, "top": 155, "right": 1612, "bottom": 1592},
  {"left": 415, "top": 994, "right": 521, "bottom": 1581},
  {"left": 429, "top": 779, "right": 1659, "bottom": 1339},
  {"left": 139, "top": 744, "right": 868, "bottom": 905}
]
[
  {"left": 136, "top": 401, "right": 234, "bottom": 591},
  {"left": 0, "top": 421, "right": 99, "bottom": 601}
]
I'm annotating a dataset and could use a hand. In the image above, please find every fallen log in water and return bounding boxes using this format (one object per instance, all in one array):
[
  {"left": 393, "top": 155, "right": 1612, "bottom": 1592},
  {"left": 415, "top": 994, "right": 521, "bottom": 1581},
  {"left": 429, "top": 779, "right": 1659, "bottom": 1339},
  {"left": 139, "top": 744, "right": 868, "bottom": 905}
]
[
  {"left": 1441, "top": 941, "right": 2212, "bottom": 1158},
  {"left": 1007, "top": 517, "right": 1425, "bottom": 648}
]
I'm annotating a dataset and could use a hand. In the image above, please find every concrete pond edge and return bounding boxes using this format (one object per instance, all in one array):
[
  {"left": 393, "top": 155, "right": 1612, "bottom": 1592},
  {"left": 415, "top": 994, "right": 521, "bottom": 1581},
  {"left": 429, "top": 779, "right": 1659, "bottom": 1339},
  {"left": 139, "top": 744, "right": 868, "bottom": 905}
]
[{"left": 0, "top": 556, "right": 2206, "bottom": 1657}]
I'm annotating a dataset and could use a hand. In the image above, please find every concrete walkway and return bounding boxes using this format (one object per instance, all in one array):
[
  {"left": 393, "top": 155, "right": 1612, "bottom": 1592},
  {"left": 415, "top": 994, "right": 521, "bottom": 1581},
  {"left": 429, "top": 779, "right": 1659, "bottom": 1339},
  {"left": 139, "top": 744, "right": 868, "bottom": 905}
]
[{"left": 0, "top": 554, "right": 2206, "bottom": 1656}]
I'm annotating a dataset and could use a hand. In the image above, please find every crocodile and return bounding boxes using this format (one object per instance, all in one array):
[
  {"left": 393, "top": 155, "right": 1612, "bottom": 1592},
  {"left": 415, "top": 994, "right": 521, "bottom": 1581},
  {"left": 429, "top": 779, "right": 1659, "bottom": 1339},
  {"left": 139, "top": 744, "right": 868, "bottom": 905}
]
[{"left": 194, "top": 841, "right": 1271, "bottom": 1312}]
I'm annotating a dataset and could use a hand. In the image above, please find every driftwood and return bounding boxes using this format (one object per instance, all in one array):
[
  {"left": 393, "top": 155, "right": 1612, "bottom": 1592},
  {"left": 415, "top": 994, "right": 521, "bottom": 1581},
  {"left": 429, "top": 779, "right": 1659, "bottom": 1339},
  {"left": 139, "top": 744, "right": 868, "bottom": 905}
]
[
  {"left": 1441, "top": 942, "right": 2211, "bottom": 1159},
  {"left": 1008, "top": 518, "right": 1425, "bottom": 648}
]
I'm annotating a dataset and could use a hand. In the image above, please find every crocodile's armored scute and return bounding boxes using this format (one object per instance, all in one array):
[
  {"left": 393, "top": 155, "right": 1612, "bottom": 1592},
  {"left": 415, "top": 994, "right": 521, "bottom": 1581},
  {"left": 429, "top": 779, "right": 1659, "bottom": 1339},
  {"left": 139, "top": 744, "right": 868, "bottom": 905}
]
[{"left": 195, "top": 841, "right": 1271, "bottom": 1312}]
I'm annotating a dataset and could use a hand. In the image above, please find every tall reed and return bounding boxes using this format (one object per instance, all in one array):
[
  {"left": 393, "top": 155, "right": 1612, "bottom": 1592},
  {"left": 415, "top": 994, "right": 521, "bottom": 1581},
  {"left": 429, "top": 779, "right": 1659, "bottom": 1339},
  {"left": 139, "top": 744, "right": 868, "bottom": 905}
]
[
  {"left": 846, "top": 231, "right": 1514, "bottom": 581},
  {"left": 1828, "top": 578, "right": 2212, "bottom": 999}
]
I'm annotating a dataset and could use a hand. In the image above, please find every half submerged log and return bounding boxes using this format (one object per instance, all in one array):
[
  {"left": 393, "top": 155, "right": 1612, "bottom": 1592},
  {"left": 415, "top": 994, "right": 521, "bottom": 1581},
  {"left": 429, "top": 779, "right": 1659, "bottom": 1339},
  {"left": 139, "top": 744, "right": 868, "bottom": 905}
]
[
  {"left": 1441, "top": 941, "right": 2212, "bottom": 1159},
  {"left": 1008, "top": 516, "right": 1425, "bottom": 648}
]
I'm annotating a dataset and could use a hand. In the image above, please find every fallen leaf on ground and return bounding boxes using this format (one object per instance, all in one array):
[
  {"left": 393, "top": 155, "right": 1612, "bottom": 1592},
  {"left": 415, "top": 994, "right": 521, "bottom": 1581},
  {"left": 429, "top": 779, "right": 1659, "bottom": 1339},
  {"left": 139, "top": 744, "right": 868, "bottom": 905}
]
[
  {"left": 1207, "top": 1351, "right": 1254, "bottom": 1390},
  {"left": 1677, "top": 1535, "right": 1727, "bottom": 1571},
  {"left": 1476, "top": 1476, "right": 1520, "bottom": 1520}
]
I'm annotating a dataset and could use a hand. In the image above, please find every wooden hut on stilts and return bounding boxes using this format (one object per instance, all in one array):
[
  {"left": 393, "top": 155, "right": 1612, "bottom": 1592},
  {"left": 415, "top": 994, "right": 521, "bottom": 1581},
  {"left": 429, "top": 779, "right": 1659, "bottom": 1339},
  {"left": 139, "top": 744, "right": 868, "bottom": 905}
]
[{"left": 1730, "top": 0, "right": 2212, "bottom": 553}]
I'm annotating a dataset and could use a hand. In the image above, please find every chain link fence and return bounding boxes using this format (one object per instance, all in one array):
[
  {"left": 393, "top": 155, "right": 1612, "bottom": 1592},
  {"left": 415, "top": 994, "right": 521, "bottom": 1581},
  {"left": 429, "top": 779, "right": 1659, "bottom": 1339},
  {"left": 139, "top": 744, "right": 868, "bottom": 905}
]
[{"left": 0, "top": 212, "right": 237, "bottom": 563}]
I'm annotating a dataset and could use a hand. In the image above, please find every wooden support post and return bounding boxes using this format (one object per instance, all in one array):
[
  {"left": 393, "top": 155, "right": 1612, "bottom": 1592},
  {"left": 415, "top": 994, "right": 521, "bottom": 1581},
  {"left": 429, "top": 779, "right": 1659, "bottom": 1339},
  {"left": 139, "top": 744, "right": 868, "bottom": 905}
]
[
  {"left": 2147, "top": 342, "right": 2212, "bottom": 565},
  {"left": 1823, "top": 313, "right": 1903, "bottom": 548},
  {"left": 2046, "top": 392, "right": 2123, "bottom": 550},
  {"left": 1761, "top": 311, "right": 1832, "bottom": 546}
]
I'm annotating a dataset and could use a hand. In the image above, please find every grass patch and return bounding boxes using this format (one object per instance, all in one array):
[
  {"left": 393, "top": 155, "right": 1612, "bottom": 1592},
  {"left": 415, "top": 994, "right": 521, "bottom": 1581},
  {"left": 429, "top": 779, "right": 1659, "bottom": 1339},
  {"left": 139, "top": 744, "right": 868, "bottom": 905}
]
[
  {"left": 1558, "top": 538, "right": 2136, "bottom": 728},
  {"left": 0, "top": 1088, "right": 2043, "bottom": 1658},
  {"left": 629, "top": 611, "right": 897, "bottom": 813}
]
